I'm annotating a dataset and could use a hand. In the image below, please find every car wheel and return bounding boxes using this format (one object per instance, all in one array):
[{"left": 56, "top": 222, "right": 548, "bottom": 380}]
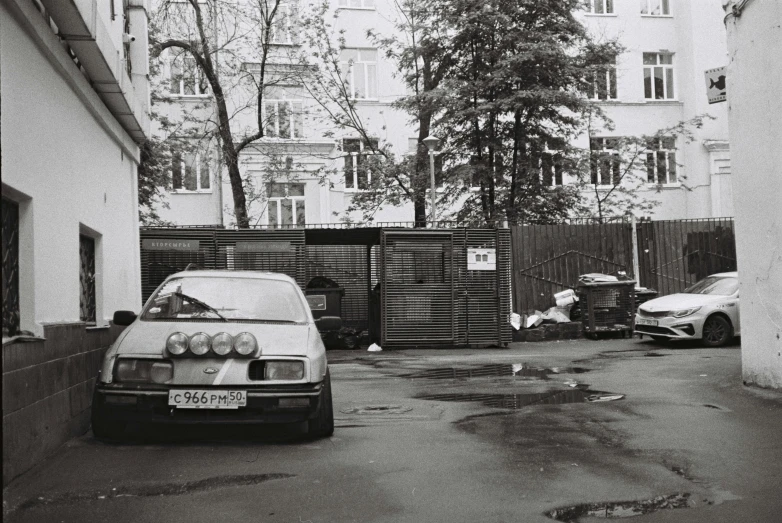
[
  {"left": 702, "top": 315, "right": 732, "bottom": 347},
  {"left": 650, "top": 335, "right": 669, "bottom": 343},
  {"left": 307, "top": 370, "right": 334, "bottom": 439}
]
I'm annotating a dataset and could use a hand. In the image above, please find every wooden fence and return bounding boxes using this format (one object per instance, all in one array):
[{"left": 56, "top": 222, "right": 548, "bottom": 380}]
[{"left": 510, "top": 218, "right": 736, "bottom": 313}]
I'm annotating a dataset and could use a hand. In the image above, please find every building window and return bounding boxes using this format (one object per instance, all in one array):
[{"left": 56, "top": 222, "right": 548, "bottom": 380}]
[
  {"left": 337, "top": 0, "right": 375, "bottom": 9},
  {"left": 266, "top": 2, "right": 293, "bottom": 45},
  {"left": 541, "top": 151, "right": 565, "bottom": 187},
  {"left": 2, "top": 197, "right": 20, "bottom": 337},
  {"left": 589, "top": 0, "right": 614, "bottom": 14},
  {"left": 646, "top": 137, "right": 677, "bottom": 184},
  {"left": 264, "top": 100, "right": 304, "bottom": 138},
  {"left": 589, "top": 59, "right": 618, "bottom": 100},
  {"left": 267, "top": 183, "right": 306, "bottom": 227},
  {"left": 590, "top": 138, "right": 621, "bottom": 186},
  {"left": 640, "top": 0, "right": 671, "bottom": 16},
  {"left": 340, "top": 49, "right": 378, "bottom": 99},
  {"left": 172, "top": 150, "right": 211, "bottom": 192},
  {"left": 170, "top": 54, "right": 209, "bottom": 96},
  {"left": 343, "top": 137, "right": 378, "bottom": 190},
  {"left": 79, "top": 235, "right": 96, "bottom": 324},
  {"left": 643, "top": 53, "right": 674, "bottom": 100}
]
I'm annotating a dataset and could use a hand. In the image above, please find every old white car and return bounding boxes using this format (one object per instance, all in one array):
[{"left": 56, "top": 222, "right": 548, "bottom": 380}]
[
  {"left": 91, "top": 270, "right": 334, "bottom": 440},
  {"left": 635, "top": 272, "right": 739, "bottom": 347}
]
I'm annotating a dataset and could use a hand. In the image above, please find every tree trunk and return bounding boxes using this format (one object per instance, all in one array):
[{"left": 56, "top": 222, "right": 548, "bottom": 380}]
[{"left": 414, "top": 114, "right": 433, "bottom": 227}]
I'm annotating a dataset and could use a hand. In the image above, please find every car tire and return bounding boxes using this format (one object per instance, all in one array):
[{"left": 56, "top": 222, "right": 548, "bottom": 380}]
[
  {"left": 702, "top": 315, "right": 732, "bottom": 347},
  {"left": 307, "top": 370, "right": 334, "bottom": 439}
]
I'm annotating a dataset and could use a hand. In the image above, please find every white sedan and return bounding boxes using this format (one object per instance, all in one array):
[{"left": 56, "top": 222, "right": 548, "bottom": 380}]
[{"left": 635, "top": 272, "right": 739, "bottom": 347}]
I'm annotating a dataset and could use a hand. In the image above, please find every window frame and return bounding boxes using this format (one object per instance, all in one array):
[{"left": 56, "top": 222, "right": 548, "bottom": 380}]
[
  {"left": 589, "top": 137, "right": 622, "bottom": 188},
  {"left": 645, "top": 136, "right": 678, "bottom": 185},
  {"left": 540, "top": 146, "right": 567, "bottom": 187},
  {"left": 340, "top": 49, "right": 379, "bottom": 100},
  {"left": 640, "top": 0, "right": 672, "bottom": 17},
  {"left": 168, "top": 53, "right": 210, "bottom": 97},
  {"left": 263, "top": 99, "right": 304, "bottom": 139},
  {"left": 587, "top": 0, "right": 615, "bottom": 15},
  {"left": 267, "top": 2, "right": 293, "bottom": 45},
  {"left": 266, "top": 183, "right": 306, "bottom": 227},
  {"left": 171, "top": 150, "right": 213, "bottom": 193},
  {"left": 589, "top": 59, "right": 618, "bottom": 101},
  {"left": 643, "top": 52, "right": 676, "bottom": 101},
  {"left": 342, "top": 137, "right": 378, "bottom": 191},
  {"left": 337, "top": 0, "right": 376, "bottom": 10}
]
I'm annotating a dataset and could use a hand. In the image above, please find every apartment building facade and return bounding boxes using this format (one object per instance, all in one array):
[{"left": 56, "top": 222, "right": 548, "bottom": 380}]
[{"left": 153, "top": 0, "right": 732, "bottom": 227}]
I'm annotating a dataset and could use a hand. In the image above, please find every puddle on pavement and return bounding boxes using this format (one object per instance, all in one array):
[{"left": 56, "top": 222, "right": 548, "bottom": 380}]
[
  {"left": 546, "top": 493, "right": 692, "bottom": 522},
  {"left": 417, "top": 389, "right": 623, "bottom": 409},
  {"left": 406, "top": 364, "right": 590, "bottom": 380}
]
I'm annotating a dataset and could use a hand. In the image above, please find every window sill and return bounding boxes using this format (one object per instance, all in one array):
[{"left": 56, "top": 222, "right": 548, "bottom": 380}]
[
  {"left": 584, "top": 13, "right": 617, "bottom": 17},
  {"left": 343, "top": 188, "right": 368, "bottom": 193},
  {"left": 642, "top": 99, "right": 681, "bottom": 104},
  {"left": 641, "top": 14, "right": 673, "bottom": 18},
  {"left": 170, "top": 190, "right": 214, "bottom": 195},
  {"left": 336, "top": 7, "right": 376, "bottom": 11},
  {"left": 646, "top": 183, "right": 681, "bottom": 189},
  {"left": 165, "top": 94, "right": 211, "bottom": 100}
]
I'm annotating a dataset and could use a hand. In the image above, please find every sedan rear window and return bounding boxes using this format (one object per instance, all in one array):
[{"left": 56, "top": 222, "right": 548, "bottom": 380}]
[
  {"left": 142, "top": 277, "right": 308, "bottom": 322},
  {"left": 683, "top": 276, "right": 738, "bottom": 296}
]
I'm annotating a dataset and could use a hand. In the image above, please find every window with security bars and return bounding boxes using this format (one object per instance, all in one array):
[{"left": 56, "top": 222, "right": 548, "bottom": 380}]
[
  {"left": 2, "top": 197, "right": 20, "bottom": 337},
  {"left": 589, "top": 138, "right": 621, "bottom": 186},
  {"left": 643, "top": 53, "right": 675, "bottom": 100},
  {"left": 645, "top": 137, "right": 677, "bottom": 184},
  {"left": 267, "top": 183, "right": 306, "bottom": 227},
  {"left": 79, "top": 235, "right": 96, "bottom": 323}
]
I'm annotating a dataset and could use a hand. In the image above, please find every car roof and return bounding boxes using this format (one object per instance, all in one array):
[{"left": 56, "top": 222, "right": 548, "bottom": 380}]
[
  {"left": 709, "top": 271, "right": 738, "bottom": 278},
  {"left": 165, "top": 270, "right": 298, "bottom": 284}
]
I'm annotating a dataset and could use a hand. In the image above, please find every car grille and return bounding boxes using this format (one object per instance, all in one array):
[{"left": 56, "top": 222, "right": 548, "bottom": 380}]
[
  {"left": 635, "top": 325, "right": 676, "bottom": 335},
  {"left": 638, "top": 309, "right": 670, "bottom": 318}
]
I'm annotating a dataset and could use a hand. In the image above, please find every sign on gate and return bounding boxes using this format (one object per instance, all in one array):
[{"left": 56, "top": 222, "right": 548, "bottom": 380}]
[
  {"left": 467, "top": 248, "right": 496, "bottom": 270},
  {"left": 142, "top": 239, "right": 200, "bottom": 251},
  {"left": 235, "top": 241, "right": 292, "bottom": 252}
]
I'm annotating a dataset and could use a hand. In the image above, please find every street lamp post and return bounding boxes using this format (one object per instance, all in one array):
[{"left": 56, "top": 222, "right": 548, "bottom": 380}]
[{"left": 422, "top": 135, "right": 439, "bottom": 226}]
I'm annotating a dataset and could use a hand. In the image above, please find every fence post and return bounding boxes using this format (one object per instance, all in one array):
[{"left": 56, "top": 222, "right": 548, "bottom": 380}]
[{"left": 631, "top": 216, "right": 641, "bottom": 287}]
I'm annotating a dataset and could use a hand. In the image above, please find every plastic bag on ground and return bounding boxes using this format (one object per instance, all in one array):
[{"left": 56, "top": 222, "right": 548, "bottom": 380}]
[
  {"left": 367, "top": 343, "right": 382, "bottom": 352},
  {"left": 510, "top": 313, "right": 522, "bottom": 331},
  {"left": 540, "top": 307, "right": 571, "bottom": 324}
]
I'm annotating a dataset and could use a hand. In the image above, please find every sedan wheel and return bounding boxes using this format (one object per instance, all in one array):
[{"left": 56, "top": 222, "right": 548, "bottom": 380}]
[{"left": 702, "top": 315, "right": 732, "bottom": 347}]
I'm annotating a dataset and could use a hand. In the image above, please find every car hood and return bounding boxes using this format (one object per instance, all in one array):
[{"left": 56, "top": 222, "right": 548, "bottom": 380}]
[
  {"left": 640, "top": 293, "right": 726, "bottom": 312},
  {"left": 116, "top": 320, "right": 311, "bottom": 357}
]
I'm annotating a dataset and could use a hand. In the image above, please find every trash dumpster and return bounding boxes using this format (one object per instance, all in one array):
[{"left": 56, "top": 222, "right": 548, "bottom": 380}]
[{"left": 576, "top": 280, "right": 636, "bottom": 338}]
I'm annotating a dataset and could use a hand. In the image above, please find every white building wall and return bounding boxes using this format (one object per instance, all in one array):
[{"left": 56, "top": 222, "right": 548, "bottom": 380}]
[
  {"left": 1, "top": 1, "right": 143, "bottom": 332},
  {"left": 724, "top": 0, "right": 782, "bottom": 389}
]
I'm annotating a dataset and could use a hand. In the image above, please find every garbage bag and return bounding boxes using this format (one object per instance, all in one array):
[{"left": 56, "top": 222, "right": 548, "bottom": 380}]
[
  {"left": 510, "top": 313, "right": 522, "bottom": 331},
  {"left": 368, "top": 343, "right": 382, "bottom": 352},
  {"left": 540, "top": 307, "right": 571, "bottom": 324}
]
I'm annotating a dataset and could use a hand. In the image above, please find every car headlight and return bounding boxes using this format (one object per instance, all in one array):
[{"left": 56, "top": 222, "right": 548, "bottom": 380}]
[
  {"left": 189, "top": 332, "right": 211, "bottom": 355},
  {"left": 166, "top": 332, "right": 189, "bottom": 355},
  {"left": 265, "top": 361, "right": 304, "bottom": 380},
  {"left": 212, "top": 332, "right": 233, "bottom": 356},
  {"left": 234, "top": 332, "right": 258, "bottom": 356},
  {"left": 671, "top": 307, "right": 701, "bottom": 318},
  {"left": 115, "top": 359, "right": 173, "bottom": 384}
]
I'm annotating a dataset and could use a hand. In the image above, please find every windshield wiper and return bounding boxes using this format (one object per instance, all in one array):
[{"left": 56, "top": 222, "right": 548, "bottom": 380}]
[{"left": 174, "top": 292, "right": 228, "bottom": 322}]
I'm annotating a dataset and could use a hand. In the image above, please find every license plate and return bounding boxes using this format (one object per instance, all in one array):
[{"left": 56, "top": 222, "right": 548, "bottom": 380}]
[
  {"left": 636, "top": 318, "right": 659, "bottom": 326},
  {"left": 168, "top": 390, "right": 247, "bottom": 409}
]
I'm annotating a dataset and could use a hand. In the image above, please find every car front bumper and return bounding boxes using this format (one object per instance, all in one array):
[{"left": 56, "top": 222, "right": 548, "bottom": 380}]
[
  {"left": 634, "top": 313, "right": 707, "bottom": 340},
  {"left": 93, "top": 382, "right": 325, "bottom": 425}
]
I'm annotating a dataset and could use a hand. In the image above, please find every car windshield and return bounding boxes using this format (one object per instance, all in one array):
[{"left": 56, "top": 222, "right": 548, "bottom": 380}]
[
  {"left": 683, "top": 276, "right": 738, "bottom": 296},
  {"left": 142, "top": 277, "right": 308, "bottom": 322}
]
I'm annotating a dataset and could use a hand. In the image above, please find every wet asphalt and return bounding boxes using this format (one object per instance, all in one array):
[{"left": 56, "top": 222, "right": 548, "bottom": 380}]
[{"left": 3, "top": 336, "right": 781, "bottom": 523}]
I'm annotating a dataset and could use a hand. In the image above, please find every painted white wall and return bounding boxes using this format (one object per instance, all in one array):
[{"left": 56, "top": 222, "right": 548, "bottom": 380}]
[
  {"left": 1, "top": 2, "right": 143, "bottom": 331},
  {"left": 724, "top": 0, "right": 782, "bottom": 389}
]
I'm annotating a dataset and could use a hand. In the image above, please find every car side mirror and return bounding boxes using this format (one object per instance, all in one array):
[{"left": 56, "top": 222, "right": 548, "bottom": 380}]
[
  {"left": 315, "top": 316, "right": 342, "bottom": 331},
  {"left": 113, "top": 310, "right": 137, "bottom": 326}
]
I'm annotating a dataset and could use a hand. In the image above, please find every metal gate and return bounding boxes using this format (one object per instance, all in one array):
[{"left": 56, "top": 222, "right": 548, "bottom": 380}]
[{"left": 381, "top": 231, "right": 456, "bottom": 347}]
